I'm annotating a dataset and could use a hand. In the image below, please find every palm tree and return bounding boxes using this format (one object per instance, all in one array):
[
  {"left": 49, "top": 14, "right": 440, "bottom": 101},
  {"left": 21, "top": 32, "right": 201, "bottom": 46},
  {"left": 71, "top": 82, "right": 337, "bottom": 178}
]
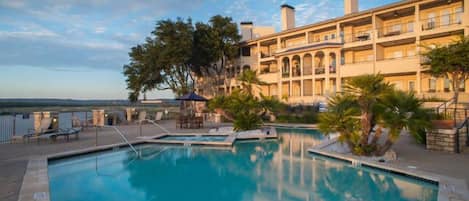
[
  {"left": 237, "top": 69, "right": 266, "bottom": 95},
  {"left": 319, "top": 74, "right": 430, "bottom": 156},
  {"left": 375, "top": 90, "right": 431, "bottom": 155}
]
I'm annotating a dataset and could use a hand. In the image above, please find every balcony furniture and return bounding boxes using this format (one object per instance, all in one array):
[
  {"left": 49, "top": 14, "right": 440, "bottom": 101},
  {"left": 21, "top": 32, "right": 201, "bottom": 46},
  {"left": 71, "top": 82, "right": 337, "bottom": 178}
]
[
  {"left": 315, "top": 67, "right": 325, "bottom": 75},
  {"left": 356, "top": 34, "right": 370, "bottom": 41}
]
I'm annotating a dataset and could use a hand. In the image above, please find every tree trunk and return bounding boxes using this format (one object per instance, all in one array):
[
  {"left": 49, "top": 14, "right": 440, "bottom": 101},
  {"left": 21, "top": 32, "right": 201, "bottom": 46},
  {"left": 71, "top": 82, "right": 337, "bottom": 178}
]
[
  {"left": 452, "top": 74, "right": 460, "bottom": 127},
  {"left": 370, "top": 126, "right": 383, "bottom": 146},
  {"left": 360, "top": 111, "right": 373, "bottom": 146}
]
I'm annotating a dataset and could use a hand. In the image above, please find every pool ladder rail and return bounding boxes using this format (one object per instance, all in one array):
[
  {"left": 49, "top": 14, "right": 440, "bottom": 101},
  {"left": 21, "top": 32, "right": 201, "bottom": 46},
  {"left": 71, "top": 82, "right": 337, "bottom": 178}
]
[{"left": 102, "top": 125, "right": 140, "bottom": 157}]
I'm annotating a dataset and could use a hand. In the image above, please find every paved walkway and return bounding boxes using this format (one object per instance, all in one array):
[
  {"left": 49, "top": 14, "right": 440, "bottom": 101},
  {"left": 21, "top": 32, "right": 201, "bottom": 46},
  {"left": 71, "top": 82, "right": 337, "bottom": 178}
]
[
  {"left": 0, "top": 120, "right": 230, "bottom": 201},
  {"left": 392, "top": 133, "right": 469, "bottom": 188}
]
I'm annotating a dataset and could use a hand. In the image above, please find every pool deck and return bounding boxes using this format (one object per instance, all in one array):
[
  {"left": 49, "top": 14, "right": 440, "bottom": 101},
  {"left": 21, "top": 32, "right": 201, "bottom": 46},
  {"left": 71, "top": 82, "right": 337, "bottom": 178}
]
[
  {"left": 1, "top": 122, "right": 469, "bottom": 201},
  {"left": 0, "top": 120, "right": 231, "bottom": 201}
]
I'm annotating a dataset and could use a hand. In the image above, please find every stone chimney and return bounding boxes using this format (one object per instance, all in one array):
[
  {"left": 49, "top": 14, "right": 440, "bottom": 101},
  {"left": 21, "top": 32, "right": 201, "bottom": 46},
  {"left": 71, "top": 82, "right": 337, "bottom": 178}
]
[
  {"left": 344, "top": 0, "right": 358, "bottom": 15},
  {"left": 240, "top": 21, "right": 253, "bottom": 41},
  {"left": 281, "top": 4, "right": 295, "bottom": 31}
]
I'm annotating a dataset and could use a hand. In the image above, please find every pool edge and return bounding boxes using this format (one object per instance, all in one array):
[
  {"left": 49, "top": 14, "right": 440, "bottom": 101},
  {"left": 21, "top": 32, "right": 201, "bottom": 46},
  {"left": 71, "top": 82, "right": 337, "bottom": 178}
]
[{"left": 308, "top": 148, "right": 469, "bottom": 201}]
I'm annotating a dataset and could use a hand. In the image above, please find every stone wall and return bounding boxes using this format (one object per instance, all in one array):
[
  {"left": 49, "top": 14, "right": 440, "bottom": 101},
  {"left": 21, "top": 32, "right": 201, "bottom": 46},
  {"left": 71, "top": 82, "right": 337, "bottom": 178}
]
[{"left": 427, "top": 128, "right": 467, "bottom": 153}]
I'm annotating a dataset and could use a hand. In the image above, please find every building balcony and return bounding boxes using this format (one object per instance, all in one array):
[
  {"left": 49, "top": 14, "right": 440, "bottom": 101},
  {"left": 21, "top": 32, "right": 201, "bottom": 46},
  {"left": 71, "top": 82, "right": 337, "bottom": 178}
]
[
  {"left": 340, "top": 61, "right": 374, "bottom": 77},
  {"left": 375, "top": 56, "right": 420, "bottom": 74},
  {"left": 258, "top": 71, "right": 278, "bottom": 83},
  {"left": 420, "top": 11, "right": 463, "bottom": 35},
  {"left": 376, "top": 21, "right": 415, "bottom": 42},
  {"left": 342, "top": 32, "right": 373, "bottom": 48}
]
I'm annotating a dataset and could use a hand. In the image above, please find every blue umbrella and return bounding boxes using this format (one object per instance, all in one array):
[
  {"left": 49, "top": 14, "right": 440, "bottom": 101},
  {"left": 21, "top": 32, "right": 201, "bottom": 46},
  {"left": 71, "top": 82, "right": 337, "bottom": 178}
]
[{"left": 175, "top": 92, "right": 208, "bottom": 102}]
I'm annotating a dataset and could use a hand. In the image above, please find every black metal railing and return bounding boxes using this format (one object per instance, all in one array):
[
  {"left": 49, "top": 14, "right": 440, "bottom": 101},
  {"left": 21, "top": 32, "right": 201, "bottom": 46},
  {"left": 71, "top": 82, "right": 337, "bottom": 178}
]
[
  {"left": 455, "top": 117, "right": 468, "bottom": 153},
  {"left": 421, "top": 11, "right": 463, "bottom": 31},
  {"left": 377, "top": 21, "right": 414, "bottom": 38}
]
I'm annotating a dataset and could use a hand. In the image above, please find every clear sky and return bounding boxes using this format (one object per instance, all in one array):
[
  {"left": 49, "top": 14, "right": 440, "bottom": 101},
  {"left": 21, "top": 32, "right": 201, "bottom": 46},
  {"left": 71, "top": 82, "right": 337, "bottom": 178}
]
[{"left": 0, "top": 0, "right": 396, "bottom": 100}]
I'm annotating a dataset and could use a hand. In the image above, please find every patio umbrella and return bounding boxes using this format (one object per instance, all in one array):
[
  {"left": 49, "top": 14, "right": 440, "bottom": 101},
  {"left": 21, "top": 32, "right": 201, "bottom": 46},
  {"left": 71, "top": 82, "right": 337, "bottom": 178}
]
[
  {"left": 175, "top": 92, "right": 208, "bottom": 117},
  {"left": 175, "top": 92, "right": 208, "bottom": 102}
]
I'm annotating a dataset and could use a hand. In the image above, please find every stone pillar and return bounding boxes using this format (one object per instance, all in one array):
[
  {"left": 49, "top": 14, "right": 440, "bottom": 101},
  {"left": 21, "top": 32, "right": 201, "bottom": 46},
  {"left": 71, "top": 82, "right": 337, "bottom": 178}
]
[
  {"left": 126, "top": 107, "right": 135, "bottom": 122},
  {"left": 33, "top": 112, "right": 42, "bottom": 134},
  {"left": 92, "top": 109, "right": 105, "bottom": 127}
]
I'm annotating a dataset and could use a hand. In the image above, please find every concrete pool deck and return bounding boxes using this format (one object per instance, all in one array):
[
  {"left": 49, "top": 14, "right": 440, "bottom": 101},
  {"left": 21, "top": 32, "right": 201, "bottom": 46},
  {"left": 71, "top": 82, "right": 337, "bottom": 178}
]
[
  {"left": 0, "top": 120, "right": 231, "bottom": 201},
  {"left": 1, "top": 122, "right": 469, "bottom": 201}
]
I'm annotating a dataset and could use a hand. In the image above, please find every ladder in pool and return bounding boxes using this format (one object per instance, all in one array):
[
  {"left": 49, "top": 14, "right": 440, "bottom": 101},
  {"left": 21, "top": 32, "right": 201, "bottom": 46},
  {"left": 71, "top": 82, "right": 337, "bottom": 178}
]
[{"left": 103, "top": 125, "right": 139, "bottom": 157}]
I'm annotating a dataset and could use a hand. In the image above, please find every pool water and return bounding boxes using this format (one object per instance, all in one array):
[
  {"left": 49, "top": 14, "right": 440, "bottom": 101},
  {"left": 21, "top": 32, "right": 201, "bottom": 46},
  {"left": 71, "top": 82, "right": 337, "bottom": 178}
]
[
  {"left": 158, "top": 135, "right": 227, "bottom": 142},
  {"left": 48, "top": 128, "right": 438, "bottom": 201}
]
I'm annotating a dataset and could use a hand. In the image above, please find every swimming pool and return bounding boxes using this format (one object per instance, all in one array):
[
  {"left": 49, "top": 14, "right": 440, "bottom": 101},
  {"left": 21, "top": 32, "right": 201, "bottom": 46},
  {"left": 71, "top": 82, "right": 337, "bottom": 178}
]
[
  {"left": 157, "top": 135, "right": 227, "bottom": 142},
  {"left": 48, "top": 128, "right": 438, "bottom": 201}
]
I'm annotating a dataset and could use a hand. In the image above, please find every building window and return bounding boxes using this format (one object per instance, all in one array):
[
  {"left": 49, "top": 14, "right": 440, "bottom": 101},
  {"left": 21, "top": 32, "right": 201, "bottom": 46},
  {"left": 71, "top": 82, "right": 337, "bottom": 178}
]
[
  {"left": 429, "top": 78, "right": 436, "bottom": 92},
  {"left": 407, "top": 21, "right": 414, "bottom": 32},
  {"left": 460, "top": 80, "right": 465, "bottom": 92},
  {"left": 241, "top": 46, "right": 251, "bottom": 56},
  {"left": 444, "top": 78, "right": 451, "bottom": 92},
  {"left": 441, "top": 10, "right": 450, "bottom": 26},
  {"left": 324, "top": 35, "right": 328, "bottom": 41},
  {"left": 409, "top": 81, "right": 415, "bottom": 92},
  {"left": 455, "top": 7, "right": 463, "bottom": 24},
  {"left": 331, "top": 33, "right": 335, "bottom": 39}
]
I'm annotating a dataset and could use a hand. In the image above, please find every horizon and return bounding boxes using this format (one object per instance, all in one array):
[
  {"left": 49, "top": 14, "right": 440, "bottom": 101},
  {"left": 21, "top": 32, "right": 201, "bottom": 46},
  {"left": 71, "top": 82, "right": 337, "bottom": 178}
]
[{"left": 0, "top": 0, "right": 396, "bottom": 99}]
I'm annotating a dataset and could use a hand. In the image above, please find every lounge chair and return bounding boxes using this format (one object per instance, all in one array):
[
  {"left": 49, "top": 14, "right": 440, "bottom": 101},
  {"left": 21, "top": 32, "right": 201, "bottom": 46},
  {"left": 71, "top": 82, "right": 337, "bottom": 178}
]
[
  {"left": 36, "top": 127, "right": 82, "bottom": 143},
  {"left": 24, "top": 118, "right": 55, "bottom": 143},
  {"left": 137, "top": 111, "right": 147, "bottom": 123}
]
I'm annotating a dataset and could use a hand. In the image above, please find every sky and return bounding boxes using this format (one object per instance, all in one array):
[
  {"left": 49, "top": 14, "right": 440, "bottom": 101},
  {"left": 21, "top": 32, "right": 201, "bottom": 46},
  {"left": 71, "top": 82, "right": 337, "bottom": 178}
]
[{"left": 0, "top": 0, "right": 396, "bottom": 100}]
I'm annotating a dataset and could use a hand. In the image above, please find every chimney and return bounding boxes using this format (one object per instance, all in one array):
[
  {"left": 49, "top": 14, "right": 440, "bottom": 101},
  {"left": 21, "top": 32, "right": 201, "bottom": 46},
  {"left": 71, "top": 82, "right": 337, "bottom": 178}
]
[
  {"left": 240, "top": 21, "right": 253, "bottom": 41},
  {"left": 344, "top": 0, "right": 358, "bottom": 15},
  {"left": 281, "top": 4, "right": 295, "bottom": 31}
]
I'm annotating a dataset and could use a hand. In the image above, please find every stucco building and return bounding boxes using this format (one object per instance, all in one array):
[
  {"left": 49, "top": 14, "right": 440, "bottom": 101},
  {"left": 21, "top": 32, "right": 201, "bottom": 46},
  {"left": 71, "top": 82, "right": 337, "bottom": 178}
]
[{"left": 197, "top": 0, "right": 469, "bottom": 104}]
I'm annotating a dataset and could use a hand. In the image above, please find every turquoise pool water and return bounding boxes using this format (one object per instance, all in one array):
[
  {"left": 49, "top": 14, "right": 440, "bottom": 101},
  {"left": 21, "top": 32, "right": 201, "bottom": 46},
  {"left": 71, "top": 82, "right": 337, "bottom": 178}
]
[
  {"left": 48, "top": 128, "right": 438, "bottom": 201},
  {"left": 158, "top": 135, "right": 227, "bottom": 142}
]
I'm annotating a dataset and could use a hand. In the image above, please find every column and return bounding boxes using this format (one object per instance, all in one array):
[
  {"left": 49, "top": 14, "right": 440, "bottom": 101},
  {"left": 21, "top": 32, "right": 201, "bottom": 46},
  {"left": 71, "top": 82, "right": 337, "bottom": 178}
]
[
  {"left": 337, "top": 50, "right": 342, "bottom": 92},
  {"left": 300, "top": 54, "right": 304, "bottom": 97},
  {"left": 277, "top": 58, "right": 283, "bottom": 101},
  {"left": 324, "top": 51, "right": 330, "bottom": 94},
  {"left": 415, "top": 4, "right": 422, "bottom": 94},
  {"left": 464, "top": 0, "right": 469, "bottom": 36},
  {"left": 257, "top": 42, "right": 261, "bottom": 74},
  {"left": 33, "top": 112, "right": 42, "bottom": 134},
  {"left": 92, "top": 109, "right": 105, "bottom": 127},
  {"left": 312, "top": 51, "right": 316, "bottom": 101}
]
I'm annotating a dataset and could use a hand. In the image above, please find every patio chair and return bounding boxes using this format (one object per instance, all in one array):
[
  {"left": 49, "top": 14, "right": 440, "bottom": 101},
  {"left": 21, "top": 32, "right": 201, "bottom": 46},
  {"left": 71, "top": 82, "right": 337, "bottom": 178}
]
[
  {"left": 35, "top": 127, "right": 82, "bottom": 143},
  {"left": 24, "top": 118, "right": 55, "bottom": 143}
]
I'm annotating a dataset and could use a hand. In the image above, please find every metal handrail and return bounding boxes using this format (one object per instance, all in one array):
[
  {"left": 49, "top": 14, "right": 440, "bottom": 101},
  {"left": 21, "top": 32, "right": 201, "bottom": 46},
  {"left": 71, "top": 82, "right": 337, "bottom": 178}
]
[
  {"left": 102, "top": 125, "right": 139, "bottom": 156},
  {"left": 141, "top": 119, "right": 170, "bottom": 134},
  {"left": 435, "top": 97, "right": 455, "bottom": 114},
  {"left": 455, "top": 117, "right": 468, "bottom": 153}
]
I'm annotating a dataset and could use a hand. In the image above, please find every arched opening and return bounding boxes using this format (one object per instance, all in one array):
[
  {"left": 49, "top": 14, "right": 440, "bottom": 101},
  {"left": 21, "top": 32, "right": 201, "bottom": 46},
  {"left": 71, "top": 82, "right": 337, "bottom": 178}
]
[
  {"left": 292, "top": 55, "right": 301, "bottom": 77},
  {"left": 314, "top": 51, "right": 325, "bottom": 74},
  {"left": 329, "top": 52, "right": 336, "bottom": 73},
  {"left": 303, "top": 54, "right": 312, "bottom": 75},
  {"left": 282, "top": 57, "right": 290, "bottom": 78}
]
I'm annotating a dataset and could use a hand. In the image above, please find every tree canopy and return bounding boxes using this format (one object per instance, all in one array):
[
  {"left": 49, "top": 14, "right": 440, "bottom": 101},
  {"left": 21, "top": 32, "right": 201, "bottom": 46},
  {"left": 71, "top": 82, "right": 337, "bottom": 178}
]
[
  {"left": 422, "top": 36, "right": 469, "bottom": 106},
  {"left": 123, "top": 15, "right": 240, "bottom": 101}
]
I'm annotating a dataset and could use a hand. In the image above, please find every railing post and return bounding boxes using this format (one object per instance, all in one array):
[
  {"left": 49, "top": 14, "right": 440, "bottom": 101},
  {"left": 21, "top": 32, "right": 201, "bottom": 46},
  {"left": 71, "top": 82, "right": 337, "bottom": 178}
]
[
  {"left": 12, "top": 115, "right": 16, "bottom": 136},
  {"left": 95, "top": 126, "right": 98, "bottom": 146}
]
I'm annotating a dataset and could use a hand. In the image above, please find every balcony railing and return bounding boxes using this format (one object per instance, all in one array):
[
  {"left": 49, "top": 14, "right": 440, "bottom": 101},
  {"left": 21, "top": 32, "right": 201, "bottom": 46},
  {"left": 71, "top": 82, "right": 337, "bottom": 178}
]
[
  {"left": 260, "top": 68, "right": 278, "bottom": 74},
  {"left": 421, "top": 11, "right": 463, "bottom": 31},
  {"left": 260, "top": 51, "right": 275, "bottom": 58},
  {"left": 343, "top": 31, "right": 373, "bottom": 43},
  {"left": 282, "top": 72, "right": 290, "bottom": 78},
  {"left": 377, "top": 21, "right": 414, "bottom": 38},
  {"left": 315, "top": 67, "right": 325, "bottom": 75},
  {"left": 292, "top": 69, "right": 301, "bottom": 77}
]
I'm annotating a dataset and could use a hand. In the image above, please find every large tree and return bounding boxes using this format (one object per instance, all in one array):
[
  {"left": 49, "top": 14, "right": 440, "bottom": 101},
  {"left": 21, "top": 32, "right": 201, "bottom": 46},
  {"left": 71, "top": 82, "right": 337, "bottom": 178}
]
[
  {"left": 124, "top": 18, "right": 195, "bottom": 101},
  {"left": 123, "top": 15, "right": 241, "bottom": 101},
  {"left": 422, "top": 36, "right": 469, "bottom": 112}
]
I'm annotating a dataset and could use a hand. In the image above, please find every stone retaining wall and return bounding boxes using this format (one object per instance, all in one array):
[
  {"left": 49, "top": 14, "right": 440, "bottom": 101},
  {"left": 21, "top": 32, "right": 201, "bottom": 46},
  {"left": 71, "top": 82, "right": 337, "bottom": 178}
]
[{"left": 427, "top": 128, "right": 467, "bottom": 153}]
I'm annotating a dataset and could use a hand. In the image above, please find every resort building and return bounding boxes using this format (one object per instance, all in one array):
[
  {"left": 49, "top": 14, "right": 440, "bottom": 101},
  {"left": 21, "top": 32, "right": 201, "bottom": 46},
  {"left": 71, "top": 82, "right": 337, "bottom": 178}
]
[{"left": 197, "top": 0, "right": 469, "bottom": 104}]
